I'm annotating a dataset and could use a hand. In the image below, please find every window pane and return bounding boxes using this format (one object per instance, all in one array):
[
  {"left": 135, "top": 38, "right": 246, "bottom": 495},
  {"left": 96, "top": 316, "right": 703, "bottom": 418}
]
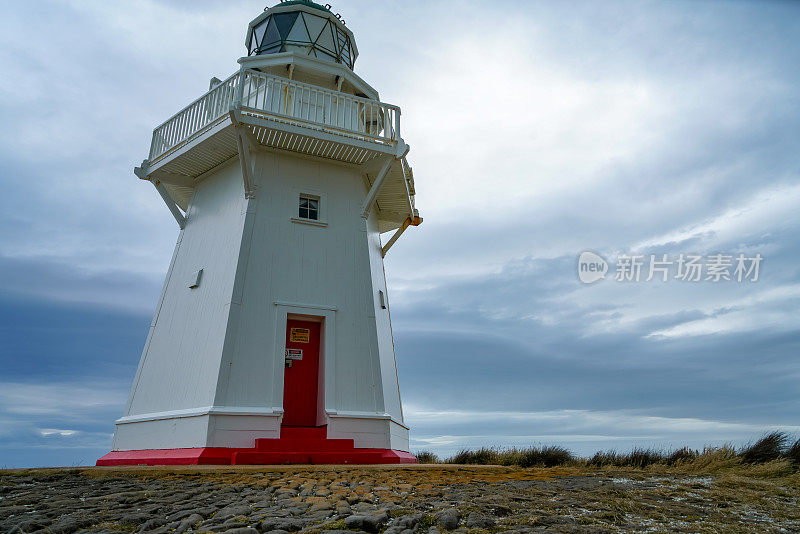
[
  {"left": 299, "top": 196, "right": 319, "bottom": 220},
  {"left": 316, "top": 22, "right": 336, "bottom": 54},
  {"left": 262, "top": 17, "right": 281, "bottom": 49},
  {"left": 254, "top": 19, "right": 268, "bottom": 48},
  {"left": 286, "top": 15, "right": 310, "bottom": 42},
  {"left": 250, "top": 32, "right": 258, "bottom": 54},
  {"left": 273, "top": 12, "right": 299, "bottom": 39},
  {"left": 304, "top": 13, "right": 327, "bottom": 42}
]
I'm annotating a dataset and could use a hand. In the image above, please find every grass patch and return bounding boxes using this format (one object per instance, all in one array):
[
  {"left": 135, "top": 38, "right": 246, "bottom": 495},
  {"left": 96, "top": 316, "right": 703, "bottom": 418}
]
[
  {"left": 787, "top": 438, "right": 800, "bottom": 467},
  {"left": 448, "top": 448, "right": 499, "bottom": 465},
  {"left": 498, "top": 446, "right": 574, "bottom": 468},
  {"left": 445, "top": 446, "right": 575, "bottom": 468},
  {"left": 438, "top": 431, "right": 800, "bottom": 474},
  {"left": 741, "top": 431, "right": 790, "bottom": 464},
  {"left": 417, "top": 514, "right": 436, "bottom": 529},
  {"left": 588, "top": 449, "right": 666, "bottom": 469},
  {"left": 414, "top": 451, "right": 440, "bottom": 464}
]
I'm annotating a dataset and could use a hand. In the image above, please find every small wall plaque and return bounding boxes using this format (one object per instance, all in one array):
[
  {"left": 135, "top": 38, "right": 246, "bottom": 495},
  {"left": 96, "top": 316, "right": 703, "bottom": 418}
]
[{"left": 189, "top": 269, "right": 203, "bottom": 289}]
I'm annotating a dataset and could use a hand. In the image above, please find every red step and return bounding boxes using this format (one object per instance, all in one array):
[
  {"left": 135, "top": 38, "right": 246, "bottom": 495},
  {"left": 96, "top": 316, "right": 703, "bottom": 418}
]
[
  {"left": 97, "top": 447, "right": 234, "bottom": 466},
  {"left": 280, "top": 426, "right": 328, "bottom": 439},
  {"left": 255, "top": 437, "right": 355, "bottom": 451}
]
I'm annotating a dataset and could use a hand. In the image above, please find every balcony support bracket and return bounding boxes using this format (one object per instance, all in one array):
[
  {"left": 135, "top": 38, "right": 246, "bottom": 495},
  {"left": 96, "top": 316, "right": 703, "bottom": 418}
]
[
  {"left": 134, "top": 163, "right": 186, "bottom": 229},
  {"left": 360, "top": 156, "right": 393, "bottom": 220},
  {"left": 230, "top": 109, "right": 257, "bottom": 199},
  {"left": 381, "top": 215, "right": 422, "bottom": 258}
]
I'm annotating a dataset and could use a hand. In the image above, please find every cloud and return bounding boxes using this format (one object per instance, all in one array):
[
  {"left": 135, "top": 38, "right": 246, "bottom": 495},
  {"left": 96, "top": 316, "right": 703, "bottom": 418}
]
[
  {"left": 0, "top": 382, "right": 128, "bottom": 419},
  {"left": 0, "top": 380, "right": 128, "bottom": 466},
  {"left": 0, "top": 254, "right": 162, "bottom": 314},
  {"left": 39, "top": 429, "right": 79, "bottom": 437},
  {"left": 634, "top": 183, "right": 800, "bottom": 253}
]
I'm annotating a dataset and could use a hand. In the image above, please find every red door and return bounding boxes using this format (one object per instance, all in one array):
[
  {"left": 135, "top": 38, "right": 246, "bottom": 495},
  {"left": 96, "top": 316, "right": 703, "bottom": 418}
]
[{"left": 282, "top": 319, "right": 321, "bottom": 427}]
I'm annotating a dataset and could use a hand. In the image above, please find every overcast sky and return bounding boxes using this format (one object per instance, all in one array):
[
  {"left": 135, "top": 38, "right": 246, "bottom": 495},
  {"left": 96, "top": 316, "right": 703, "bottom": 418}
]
[{"left": 1, "top": 0, "right": 799, "bottom": 468}]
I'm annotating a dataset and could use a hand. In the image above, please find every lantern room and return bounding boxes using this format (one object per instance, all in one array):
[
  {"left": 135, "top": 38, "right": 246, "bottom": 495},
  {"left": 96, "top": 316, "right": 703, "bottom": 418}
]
[{"left": 246, "top": 0, "right": 357, "bottom": 69}]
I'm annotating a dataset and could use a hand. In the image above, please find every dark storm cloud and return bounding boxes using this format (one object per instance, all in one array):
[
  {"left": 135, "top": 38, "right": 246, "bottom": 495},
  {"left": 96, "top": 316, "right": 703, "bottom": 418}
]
[{"left": 0, "top": 276, "right": 146, "bottom": 467}]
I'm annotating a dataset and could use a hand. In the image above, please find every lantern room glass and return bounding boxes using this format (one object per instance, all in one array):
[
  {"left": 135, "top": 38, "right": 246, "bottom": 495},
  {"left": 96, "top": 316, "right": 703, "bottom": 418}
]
[{"left": 249, "top": 11, "right": 354, "bottom": 69}]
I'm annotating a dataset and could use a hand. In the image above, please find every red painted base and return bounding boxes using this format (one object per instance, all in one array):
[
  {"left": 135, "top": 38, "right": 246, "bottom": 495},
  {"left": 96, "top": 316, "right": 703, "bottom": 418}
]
[{"left": 96, "top": 426, "right": 417, "bottom": 466}]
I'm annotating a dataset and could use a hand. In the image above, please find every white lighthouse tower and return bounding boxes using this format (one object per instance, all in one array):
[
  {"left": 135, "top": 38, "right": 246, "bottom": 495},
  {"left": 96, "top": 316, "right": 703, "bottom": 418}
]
[{"left": 98, "top": 0, "right": 420, "bottom": 465}]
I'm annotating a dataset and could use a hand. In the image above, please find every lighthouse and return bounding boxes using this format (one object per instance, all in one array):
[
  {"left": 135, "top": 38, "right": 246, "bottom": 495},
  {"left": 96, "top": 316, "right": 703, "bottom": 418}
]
[{"left": 98, "top": 0, "right": 420, "bottom": 465}]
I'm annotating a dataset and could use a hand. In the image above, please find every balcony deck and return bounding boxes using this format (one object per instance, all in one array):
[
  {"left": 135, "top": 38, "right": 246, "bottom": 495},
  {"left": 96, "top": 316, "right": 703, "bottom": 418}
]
[{"left": 141, "top": 69, "right": 416, "bottom": 232}]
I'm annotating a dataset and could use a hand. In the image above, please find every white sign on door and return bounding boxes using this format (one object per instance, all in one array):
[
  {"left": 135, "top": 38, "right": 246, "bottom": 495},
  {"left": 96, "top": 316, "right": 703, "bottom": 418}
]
[{"left": 285, "top": 348, "right": 303, "bottom": 360}]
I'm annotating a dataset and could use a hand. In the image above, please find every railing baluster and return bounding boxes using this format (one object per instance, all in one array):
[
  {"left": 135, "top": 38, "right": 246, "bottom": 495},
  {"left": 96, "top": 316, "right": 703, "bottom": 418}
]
[
  {"left": 182, "top": 108, "right": 187, "bottom": 138},
  {"left": 169, "top": 115, "right": 177, "bottom": 147},
  {"left": 182, "top": 108, "right": 188, "bottom": 139},
  {"left": 179, "top": 109, "right": 187, "bottom": 143}
]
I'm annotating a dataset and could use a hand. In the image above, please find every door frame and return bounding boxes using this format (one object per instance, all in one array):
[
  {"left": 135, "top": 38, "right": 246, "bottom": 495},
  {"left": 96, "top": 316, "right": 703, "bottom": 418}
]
[{"left": 272, "top": 301, "right": 336, "bottom": 427}]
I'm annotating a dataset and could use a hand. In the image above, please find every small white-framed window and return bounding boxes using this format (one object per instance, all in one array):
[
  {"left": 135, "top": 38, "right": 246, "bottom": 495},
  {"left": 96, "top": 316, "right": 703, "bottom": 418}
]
[
  {"left": 290, "top": 188, "right": 328, "bottom": 227},
  {"left": 298, "top": 195, "right": 319, "bottom": 221}
]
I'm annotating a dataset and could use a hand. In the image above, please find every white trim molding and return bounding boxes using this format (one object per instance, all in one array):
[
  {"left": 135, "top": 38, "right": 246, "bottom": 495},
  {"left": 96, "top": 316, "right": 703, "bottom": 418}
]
[
  {"left": 116, "top": 406, "right": 283, "bottom": 425},
  {"left": 326, "top": 409, "right": 409, "bottom": 430},
  {"left": 273, "top": 300, "right": 337, "bottom": 311}
]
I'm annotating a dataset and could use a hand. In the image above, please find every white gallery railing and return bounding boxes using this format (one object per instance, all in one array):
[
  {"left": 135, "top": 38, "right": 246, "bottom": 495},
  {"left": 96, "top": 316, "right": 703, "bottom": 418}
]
[{"left": 149, "top": 69, "right": 400, "bottom": 162}]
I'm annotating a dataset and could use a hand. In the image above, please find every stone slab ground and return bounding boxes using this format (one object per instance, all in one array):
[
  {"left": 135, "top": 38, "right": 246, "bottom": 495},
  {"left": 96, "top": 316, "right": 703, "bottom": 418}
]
[{"left": 1, "top": 464, "right": 798, "bottom": 533}]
